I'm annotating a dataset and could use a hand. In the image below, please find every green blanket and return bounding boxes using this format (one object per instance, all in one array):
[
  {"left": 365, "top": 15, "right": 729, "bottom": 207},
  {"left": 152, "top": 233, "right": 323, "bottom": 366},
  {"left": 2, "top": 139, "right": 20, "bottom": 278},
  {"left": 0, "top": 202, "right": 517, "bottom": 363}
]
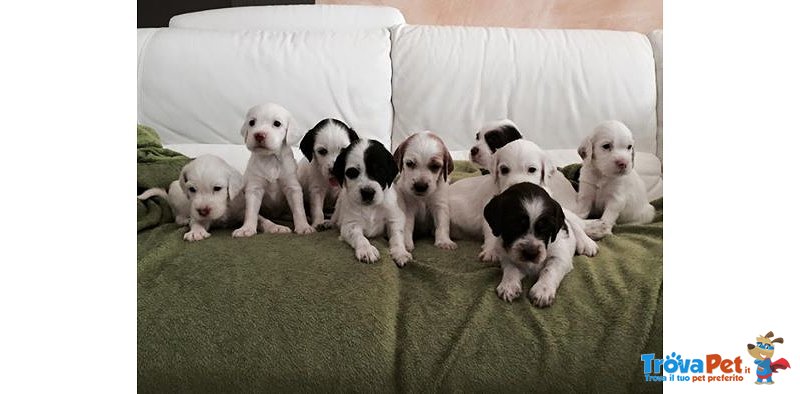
[{"left": 138, "top": 128, "right": 662, "bottom": 392}]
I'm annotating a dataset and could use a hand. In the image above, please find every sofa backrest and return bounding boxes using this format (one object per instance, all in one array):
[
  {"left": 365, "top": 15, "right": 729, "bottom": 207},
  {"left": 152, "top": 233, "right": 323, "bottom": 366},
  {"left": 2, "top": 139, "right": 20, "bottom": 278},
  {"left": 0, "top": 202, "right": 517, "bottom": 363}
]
[{"left": 390, "top": 25, "right": 658, "bottom": 156}]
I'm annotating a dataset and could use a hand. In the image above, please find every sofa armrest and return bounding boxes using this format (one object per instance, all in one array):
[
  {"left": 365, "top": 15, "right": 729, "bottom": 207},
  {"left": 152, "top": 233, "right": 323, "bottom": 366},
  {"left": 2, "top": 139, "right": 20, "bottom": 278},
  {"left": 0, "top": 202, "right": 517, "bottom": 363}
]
[{"left": 648, "top": 30, "right": 663, "bottom": 164}]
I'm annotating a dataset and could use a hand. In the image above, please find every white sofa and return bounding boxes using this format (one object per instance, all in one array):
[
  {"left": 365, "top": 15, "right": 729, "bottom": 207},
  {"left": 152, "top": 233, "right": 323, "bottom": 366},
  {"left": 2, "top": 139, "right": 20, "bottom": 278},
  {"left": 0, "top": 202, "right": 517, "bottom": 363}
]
[{"left": 137, "top": 5, "right": 662, "bottom": 199}]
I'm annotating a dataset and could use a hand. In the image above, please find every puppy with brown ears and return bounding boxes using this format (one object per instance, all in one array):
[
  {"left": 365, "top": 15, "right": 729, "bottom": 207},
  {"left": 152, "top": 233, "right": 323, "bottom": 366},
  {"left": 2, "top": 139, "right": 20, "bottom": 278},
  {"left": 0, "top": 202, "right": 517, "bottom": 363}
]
[
  {"left": 576, "top": 120, "right": 655, "bottom": 236},
  {"left": 393, "top": 131, "right": 457, "bottom": 251},
  {"left": 138, "top": 155, "right": 245, "bottom": 242},
  {"left": 232, "top": 103, "right": 315, "bottom": 238}
]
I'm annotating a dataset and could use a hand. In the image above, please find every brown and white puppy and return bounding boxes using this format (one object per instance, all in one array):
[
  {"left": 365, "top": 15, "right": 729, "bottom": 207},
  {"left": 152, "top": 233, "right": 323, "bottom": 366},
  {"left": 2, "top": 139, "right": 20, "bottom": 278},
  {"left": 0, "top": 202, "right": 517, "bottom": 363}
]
[
  {"left": 393, "top": 131, "right": 457, "bottom": 251},
  {"left": 232, "top": 103, "right": 315, "bottom": 237},
  {"left": 297, "top": 118, "right": 360, "bottom": 230},
  {"left": 469, "top": 119, "right": 523, "bottom": 170},
  {"left": 576, "top": 120, "right": 655, "bottom": 236},
  {"left": 484, "top": 182, "right": 578, "bottom": 307}
]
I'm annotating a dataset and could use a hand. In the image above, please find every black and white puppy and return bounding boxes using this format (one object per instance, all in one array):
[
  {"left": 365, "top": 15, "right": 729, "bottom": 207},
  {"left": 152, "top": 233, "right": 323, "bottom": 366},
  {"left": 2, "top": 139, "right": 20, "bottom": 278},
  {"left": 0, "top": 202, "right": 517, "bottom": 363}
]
[
  {"left": 297, "top": 118, "right": 360, "bottom": 230},
  {"left": 393, "top": 131, "right": 457, "bottom": 251},
  {"left": 332, "top": 139, "right": 412, "bottom": 267},
  {"left": 484, "top": 182, "right": 577, "bottom": 307},
  {"left": 469, "top": 119, "right": 523, "bottom": 170}
]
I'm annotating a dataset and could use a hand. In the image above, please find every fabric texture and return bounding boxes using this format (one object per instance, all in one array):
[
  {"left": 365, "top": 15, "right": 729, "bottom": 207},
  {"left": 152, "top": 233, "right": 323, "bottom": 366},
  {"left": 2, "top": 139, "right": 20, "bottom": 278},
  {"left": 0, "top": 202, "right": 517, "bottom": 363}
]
[{"left": 137, "top": 128, "right": 662, "bottom": 392}]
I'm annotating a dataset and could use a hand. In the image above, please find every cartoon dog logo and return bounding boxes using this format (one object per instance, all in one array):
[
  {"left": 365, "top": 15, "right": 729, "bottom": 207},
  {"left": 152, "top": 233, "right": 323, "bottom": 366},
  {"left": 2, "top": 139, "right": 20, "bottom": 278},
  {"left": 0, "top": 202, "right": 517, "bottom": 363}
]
[{"left": 747, "top": 331, "right": 791, "bottom": 384}]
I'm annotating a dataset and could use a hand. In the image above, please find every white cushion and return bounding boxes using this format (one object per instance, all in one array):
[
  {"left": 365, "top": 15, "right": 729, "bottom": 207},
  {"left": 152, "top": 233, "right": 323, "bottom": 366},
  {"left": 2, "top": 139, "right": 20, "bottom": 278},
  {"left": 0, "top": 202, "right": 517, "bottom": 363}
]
[
  {"left": 137, "top": 27, "right": 394, "bottom": 152},
  {"left": 390, "top": 25, "right": 659, "bottom": 157},
  {"left": 169, "top": 5, "right": 405, "bottom": 31}
]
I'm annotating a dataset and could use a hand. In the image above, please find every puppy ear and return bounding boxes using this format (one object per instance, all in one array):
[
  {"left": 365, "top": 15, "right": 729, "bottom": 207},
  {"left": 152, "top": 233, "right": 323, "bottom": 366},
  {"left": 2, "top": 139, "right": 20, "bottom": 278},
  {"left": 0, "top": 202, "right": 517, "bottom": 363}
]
[
  {"left": 393, "top": 137, "right": 411, "bottom": 172},
  {"left": 380, "top": 143, "right": 399, "bottom": 188},
  {"left": 483, "top": 193, "right": 505, "bottom": 237},
  {"left": 227, "top": 168, "right": 244, "bottom": 201},
  {"left": 346, "top": 126, "right": 360, "bottom": 144},
  {"left": 578, "top": 135, "right": 593, "bottom": 161},
  {"left": 772, "top": 337, "right": 784, "bottom": 344},
  {"left": 332, "top": 145, "right": 349, "bottom": 186},
  {"left": 299, "top": 128, "right": 315, "bottom": 162},
  {"left": 178, "top": 167, "right": 190, "bottom": 198},
  {"left": 284, "top": 116, "right": 303, "bottom": 146},
  {"left": 540, "top": 157, "right": 556, "bottom": 187},
  {"left": 765, "top": 331, "right": 774, "bottom": 338},
  {"left": 551, "top": 204, "right": 566, "bottom": 244},
  {"left": 442, "top": 148, "right": 454, "bottom": 182},
  {"left": 240, "top": 118, "right": 251, "bottom": 140},
  {"left": 631, "top": 145, "right": 636, "bottom": 168}
]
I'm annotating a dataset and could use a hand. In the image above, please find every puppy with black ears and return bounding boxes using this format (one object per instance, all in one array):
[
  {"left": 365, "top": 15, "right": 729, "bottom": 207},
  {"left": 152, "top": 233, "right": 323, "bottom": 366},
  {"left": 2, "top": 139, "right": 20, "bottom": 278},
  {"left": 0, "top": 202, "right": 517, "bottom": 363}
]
[
  {"left": 233, "top": 103, "right": 315, "bottom": 238},
  {"left": 576, "top": 120, "right": 655, "bottom": 236},
  {"left": 332, "top": 139, "right": 412, "bottom": 267},
  {"left": 138, "top": 154, "right": 244, "bottom": 242},
  {"left": 297, "top": 118, "right": 360, "bottom": 229},
  {"left": 393, "top": 131, "right": 457, "bottom": 251},
  {"left": 484, "top": 182, "right": 577, "bottom": 307},
  {"left": 469, "top": 119, "right": 522, "bottom": 171}
]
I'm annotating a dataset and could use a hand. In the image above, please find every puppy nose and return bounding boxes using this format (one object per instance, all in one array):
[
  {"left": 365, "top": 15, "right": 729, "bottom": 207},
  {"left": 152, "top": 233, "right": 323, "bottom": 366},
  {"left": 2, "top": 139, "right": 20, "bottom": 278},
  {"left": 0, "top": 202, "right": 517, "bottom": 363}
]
[
  {"left": 747, "top": 344, "right": 755, "bottom": 350},
  {"left": 254, "top": 133, "right": 266, "bottom": 143},
  {"left": 520, "top": 247, "right": 538, "bottom": 262},
  {"left": 470, "top": 146, "right": 479, "bottom": 156},
  {"left": 360, "top": 188, "right": 375, "bottom": 202},
  {"left": 413, "top": 182, "right": 429, "bottom": 193},
  {"left": 615, "top": 160, "right": 627, "bottom": 170},
  {"left": 197, "top": 207, "right": 211, "bottom": 217}
]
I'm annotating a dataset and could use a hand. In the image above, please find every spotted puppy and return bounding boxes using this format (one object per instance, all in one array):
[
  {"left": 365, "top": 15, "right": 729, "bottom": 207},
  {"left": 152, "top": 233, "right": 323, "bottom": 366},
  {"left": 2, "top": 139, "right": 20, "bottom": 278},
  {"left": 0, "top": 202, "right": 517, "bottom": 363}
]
[
  {"left": 137, "top": 154, "right": 244, "bottom": 242},
  {"left": 332, "top": 139, "right": 412, "bottom": 267},
  {"left": 576, "top": 120, "right": 655, "bottom": 236},
  {"left": 298, "top": 118, "right": 360, "bottom": 229},
  {"left": 393, "top": 131, "right": 457, "bottom": 251},
  {"left": 484, "top": 182, "right": 578, "bottom": 307},
  {"left": 469, "top": 119, "right": 522, "bottom": 171},
  {"left": 233, "top": 103, "right": 315, "bottom": 237}
]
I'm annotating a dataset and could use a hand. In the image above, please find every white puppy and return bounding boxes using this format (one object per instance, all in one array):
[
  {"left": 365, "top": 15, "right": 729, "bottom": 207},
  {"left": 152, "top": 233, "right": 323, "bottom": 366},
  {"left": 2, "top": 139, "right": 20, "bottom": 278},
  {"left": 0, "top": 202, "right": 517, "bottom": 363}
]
[
  {"left": 393, "top": 131, "right": 457, "bottom": 251},
  {"left": 332, "top": 139, "right": 412, "bottom": 267},
  {"left": 297, "top": 118, "right": 360, "bottom": 229},
  {"left": 469, "top": 119, "right": 522, "bottom": 170},
  {"left": 137, "top": 154, "right": 244, "bottom": 242},
  {"left": 484, "top": 182, "right": 577, "bottom": 307},
  {"left": 450, "top": 139, "right": 597, "bottom": 262},
  {"left": 232, "top": 103, "right": 315, "bottom": 238},
  {"left": 575, "top": 120, "right": 655, "bottom": 235}
]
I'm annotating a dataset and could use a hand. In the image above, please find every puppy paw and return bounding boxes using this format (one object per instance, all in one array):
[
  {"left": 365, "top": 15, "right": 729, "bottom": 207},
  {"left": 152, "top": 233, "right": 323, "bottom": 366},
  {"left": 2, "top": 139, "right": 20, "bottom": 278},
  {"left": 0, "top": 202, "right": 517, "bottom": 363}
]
[
  {"left": 314, "top": 220, "right": 334, "bottom": 231},
  {"left": 184, "top": 228, "right": 211, "bottom": 242},
  {"left": 355, "top": 244, "right": 380, "bottom": 264},
  {"left": 434, "top": 239, "right": 458, "bottom": 250},
  {"left": 175, "top": 216, "right": 190, "bottom": 226},
  {"left": 529, "top": 282, "right": 557, "bottom": 308},
  {"left": 478, "top": 247, "right": 502, "bottom": 263},
  {"left": 266, "top": 224, "right": 292, "bottom": 234},
  {"left": 391, "top": 248, "right": 413, "bottom": 268},
  {"left": 577, "top": 237, "right": 599, "bottom": 257},
  {"left": 404, "top": 238, "right": 415, "bottom": 252},
  {"left": 232, "top": 225, "right": 257, "bottom": 238},
  {"left": 496, "top": 281, "right": 522, "bottom": 302},
  {"left": 583, "top": 219, "right": 613, "bottom": 240},
  {"left": 294, "top": 223, "right": 316, "bottom": 235}
]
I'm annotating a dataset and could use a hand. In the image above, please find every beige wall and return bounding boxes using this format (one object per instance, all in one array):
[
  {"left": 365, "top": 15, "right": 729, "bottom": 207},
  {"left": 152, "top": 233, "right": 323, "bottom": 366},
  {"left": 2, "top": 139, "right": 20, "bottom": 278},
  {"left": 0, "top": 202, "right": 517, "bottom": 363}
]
[{"left": 319, "top": 0, "right": 661, "bottom": 33}]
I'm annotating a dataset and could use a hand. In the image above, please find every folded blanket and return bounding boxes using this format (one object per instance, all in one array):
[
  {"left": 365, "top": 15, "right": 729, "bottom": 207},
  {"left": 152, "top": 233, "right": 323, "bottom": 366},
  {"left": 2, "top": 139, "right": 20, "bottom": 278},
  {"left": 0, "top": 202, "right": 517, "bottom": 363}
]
[{"left": 137, "top": 126, "right": 662, "bottom": 392}]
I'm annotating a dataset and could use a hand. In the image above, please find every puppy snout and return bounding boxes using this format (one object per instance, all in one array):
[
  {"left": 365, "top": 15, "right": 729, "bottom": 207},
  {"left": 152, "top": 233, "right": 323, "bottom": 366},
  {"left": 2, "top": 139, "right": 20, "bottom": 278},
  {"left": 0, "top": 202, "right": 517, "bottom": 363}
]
[
  {"left": 615, "top": 160, "right": 628, "bottom": 170},
  {"left": 520, "top": 247, "right": 538, "bottom": 262},
  {"left": 412, "top": 182, "right": 429, "bottom": 194},
  {"left": 360, "top": 188, "right": 375, "bottom": 203},
  {"left": 197, "top": 207, "right": 211, "bottom": 217},
  {"left": 254, "top": 132, "right": 266, "bottom": 143},
  {"left": 470, "top": 146, "right": 479, "bottom": 156}
]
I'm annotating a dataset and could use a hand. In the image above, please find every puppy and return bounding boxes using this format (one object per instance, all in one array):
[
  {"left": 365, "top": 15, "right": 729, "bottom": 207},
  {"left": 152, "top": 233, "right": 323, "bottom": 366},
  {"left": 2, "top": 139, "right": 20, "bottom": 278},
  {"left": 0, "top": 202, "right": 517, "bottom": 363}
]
[
  {"left": 469, "top": 119, "right": 522, "bottom": 170},
  {"left": 393, "top": 131, "right": 457, "bottom": 251},
  {"left": 297, "top": 118, "right": 360, "bottom": 229},
  {"left": 332, "top": 139, "right": 412, "bottom": 267},
  {"left": 137, "top": 154, "right": 244, "bottom": 242},
  {"left": 232, "top": 103, "right": 315, "bottom": 238},
  {"left": 484, "top": 182, "right": 578, "bottom": 307},
  {"left": 575, "top": 120, "right": 655, "bottom": 235},
  {"left": 450, "top": 139, "right": 597, "bottom": 262}
]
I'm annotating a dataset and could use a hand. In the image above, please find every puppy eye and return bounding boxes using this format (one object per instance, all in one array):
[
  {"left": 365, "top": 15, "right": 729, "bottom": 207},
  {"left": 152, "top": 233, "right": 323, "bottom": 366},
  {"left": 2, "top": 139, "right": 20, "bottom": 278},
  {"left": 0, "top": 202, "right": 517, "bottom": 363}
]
[
  {"left": 405, "top": 160, "right": 416, "bottom": 169},
  {"left": 273, "top": 120, "right": 282, "bottom": 128},
  {"left": 317, "top": 148, "right": 328, "bottom": 156},
  {"left": 248, "top": 119, "right": 255, "bottom": 127},
  {"left": 345, "top": 167, "right": 360, "bottom": 179},
  {"left": 429, "top": 164, "right": 441, "bottom": 172},
  {"left": 499, "top": 165, "right": 509, "bottom": 175},
  {"left": 627, "top": 144, "right": 633, "bottom": 150},
  {"left": 188, "top": 187, "right": 197, "bottom": 193},
  {"left": 602, "top": 143, "right": 612, "bottom": 150},
  {"left": 527, "top": 167, "right": 537, "bottom": 174},
  {"left": 213, "top": 186, "right": 222, "bottom": 192}
]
